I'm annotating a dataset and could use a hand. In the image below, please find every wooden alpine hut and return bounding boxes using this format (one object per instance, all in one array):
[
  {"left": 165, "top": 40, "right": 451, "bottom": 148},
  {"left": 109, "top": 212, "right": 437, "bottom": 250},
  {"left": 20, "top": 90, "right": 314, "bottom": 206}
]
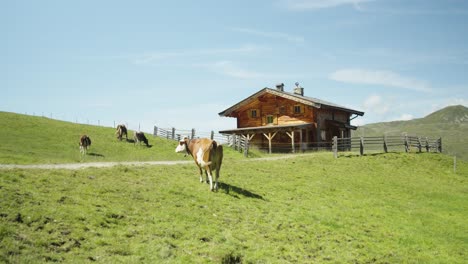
[{"left": 218, "top": 83, "right": 364, "bottom": 153}]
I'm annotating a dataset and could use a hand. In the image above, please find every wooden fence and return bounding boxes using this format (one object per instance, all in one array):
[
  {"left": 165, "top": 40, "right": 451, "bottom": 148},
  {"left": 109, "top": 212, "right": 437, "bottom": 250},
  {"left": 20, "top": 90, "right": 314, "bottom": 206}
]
[
  {"left": 152, "top": 126, "right": 229, "bottom": 145},
  {"left": 153, "top": 126, "right": 442, "bottom": 159},
  {"left": 153, "top": 126, "right": 252, "bottom": 157},
  {"left": 332, "top": 135, "right": 442, "bottom": 158}
]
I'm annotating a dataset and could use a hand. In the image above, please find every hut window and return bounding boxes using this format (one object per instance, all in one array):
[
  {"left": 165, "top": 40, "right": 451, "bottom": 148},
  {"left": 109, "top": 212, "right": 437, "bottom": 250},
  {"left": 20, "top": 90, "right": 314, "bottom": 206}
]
[
  {"left": 249, "top": 109, "right": 258, "bottom": 118},
  {"left": 294, "top": 105, "right": 303, "bottom": 114},
  {"left": 279, "top": 106, "right": 286, "bottom": 115},
  {"left": 266, "top": 115, "right": 274, "bottom": 124}
]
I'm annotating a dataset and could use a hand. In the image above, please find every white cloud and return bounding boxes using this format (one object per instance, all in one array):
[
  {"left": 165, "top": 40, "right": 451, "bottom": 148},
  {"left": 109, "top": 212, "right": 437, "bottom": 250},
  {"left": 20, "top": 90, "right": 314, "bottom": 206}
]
[
  {"left": 329, "top": 68, "right": 432, "bottom": 92},
  {"left": 396, "top": 114, "right": 414, "bottom": 121},
  {"left": 363, "top": 94, "right": 389, "bottom": 115},
  {"left": 282, "top": 0, "right": 375, "bottom": 11},
  {"left": 231, "top": 27, "right": 305, "bottom": 44},
  {"left": 133, "top": 45, "right": 267, "bottom": 65}
]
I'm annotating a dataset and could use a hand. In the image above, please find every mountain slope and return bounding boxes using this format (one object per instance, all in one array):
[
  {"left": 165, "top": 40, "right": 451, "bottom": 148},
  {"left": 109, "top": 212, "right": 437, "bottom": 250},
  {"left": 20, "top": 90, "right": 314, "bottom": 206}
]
[{"left": 354, "top": 105, "right": 468, "bottom": 160}]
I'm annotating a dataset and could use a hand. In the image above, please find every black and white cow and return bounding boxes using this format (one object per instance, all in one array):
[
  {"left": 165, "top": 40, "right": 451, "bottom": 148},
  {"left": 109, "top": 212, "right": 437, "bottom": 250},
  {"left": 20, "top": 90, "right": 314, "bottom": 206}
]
[
  {"left": 134, "top": 131, "right": 149, "bottom": 147},
  {"left": 115, "top": 124, "right": 128, "bottom": 141}
]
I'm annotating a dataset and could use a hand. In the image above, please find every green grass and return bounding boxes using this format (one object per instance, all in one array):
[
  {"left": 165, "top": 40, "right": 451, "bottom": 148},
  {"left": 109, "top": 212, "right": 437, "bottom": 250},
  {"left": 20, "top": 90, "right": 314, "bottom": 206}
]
[
  {"left": 1, "top": 153, "right": 467, "bottom": 263},
  {"left": 0, "top": 111, "right": 261, "bottom": 164}
]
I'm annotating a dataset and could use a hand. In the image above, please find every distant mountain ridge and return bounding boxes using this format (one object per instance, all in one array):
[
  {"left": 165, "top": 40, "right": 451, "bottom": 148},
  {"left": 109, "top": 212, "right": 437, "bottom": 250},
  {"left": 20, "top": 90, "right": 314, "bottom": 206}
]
[
  {"left": 422, "top": 105, "right": 468, "bottom": 124},
  {"left": 354, "top": 105, "right": 468, "bottom": 160}
]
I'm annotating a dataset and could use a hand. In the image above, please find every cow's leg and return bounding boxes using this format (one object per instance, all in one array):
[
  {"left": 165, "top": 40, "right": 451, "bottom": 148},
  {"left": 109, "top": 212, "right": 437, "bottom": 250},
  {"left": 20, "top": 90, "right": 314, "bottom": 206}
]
[
  {"left": 206, "top": 167, "right": 214, "bottom": 191},
  {"left": 198, "top": 165, "right": 204, "bottom": 183},
  {"left": 214, "top": 167, "right": 220, "bottom": 191}
]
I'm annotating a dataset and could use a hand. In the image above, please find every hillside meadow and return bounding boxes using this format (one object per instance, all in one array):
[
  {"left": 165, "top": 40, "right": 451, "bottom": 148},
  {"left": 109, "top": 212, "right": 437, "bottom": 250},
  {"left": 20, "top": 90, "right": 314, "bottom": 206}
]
[
  {"left": 1, "top": 111, "right": 467, "bottom": 263},
  {"left": 354, "top": 105, "right": 468, "bottom": 161},
  {"left": 1, "top": 153, "right": 467, "bottom": 263}
]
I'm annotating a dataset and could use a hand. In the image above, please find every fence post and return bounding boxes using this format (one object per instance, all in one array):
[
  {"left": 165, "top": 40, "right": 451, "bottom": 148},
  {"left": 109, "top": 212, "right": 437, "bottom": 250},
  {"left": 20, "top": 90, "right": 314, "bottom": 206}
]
[
  {"left": 172, "top": 127, "right": 175, "bottom": 140},
  {"left": 438, "top": 137, "right": 442, "bottom": 153},
  {"left": 191, "top": 128, "right": 196, "bottom": 139},
  {"left": 244, "top": 140, "right": 249, "bottom": 157},
  {"left": 332, "top": 136, "right": 338, "bottom": 158},
  {"left": 383, "top": 135, "right": 388, "bottom": 153},
  {"left": 154, "top": 126, "right": 158, "bottom": 137},
  {"left": 210, "top": 131, "right": 214, "bottom": 140},
  {"left": 417, "top": 137, "right": 422, "bottom": 153},
  {"left": 404, "top": 134, "right": 409, "bottom": 153},
  {"left": 232, "top": 135, "right": 237, "bottom": 150},
  {"left": 360, "top": 137, "right": 364, "bottom": 156},
  {"left": 425, "top": 137, "right": 430, "bottom": 152}
]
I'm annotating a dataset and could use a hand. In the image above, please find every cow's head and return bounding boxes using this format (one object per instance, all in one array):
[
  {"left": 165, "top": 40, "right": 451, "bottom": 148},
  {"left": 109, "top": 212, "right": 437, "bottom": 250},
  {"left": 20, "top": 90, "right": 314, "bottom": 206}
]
[{"left": 175, "top": 137, "right": 188, "bottom": 153}]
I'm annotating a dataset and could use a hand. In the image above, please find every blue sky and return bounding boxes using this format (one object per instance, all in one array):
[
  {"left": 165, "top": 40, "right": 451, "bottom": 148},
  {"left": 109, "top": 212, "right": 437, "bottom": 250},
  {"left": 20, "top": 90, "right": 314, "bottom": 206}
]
[{"left": 2, "top": 0, "right": 468, "bottom": 133}]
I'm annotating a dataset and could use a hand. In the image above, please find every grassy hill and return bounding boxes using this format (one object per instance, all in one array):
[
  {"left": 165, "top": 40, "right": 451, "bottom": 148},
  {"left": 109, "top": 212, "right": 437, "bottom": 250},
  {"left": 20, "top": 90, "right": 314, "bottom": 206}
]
[
  {"left": 0, "top": 111, "right": 253, "bottom": 165},
  {"left": 354, "top": 105, "right": 468, "bottom": 160}
]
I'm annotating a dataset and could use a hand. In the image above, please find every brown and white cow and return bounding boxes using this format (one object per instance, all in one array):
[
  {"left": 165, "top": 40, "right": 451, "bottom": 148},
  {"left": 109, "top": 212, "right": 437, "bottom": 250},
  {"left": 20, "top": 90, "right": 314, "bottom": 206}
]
[
  {"left": 115, "top": 124, "right": 128, "bottom": 141},
  {"left": 134, "top": 131, "right": 149, "bottom": 147},
  {"left": 79, "top": 135, "right": 91, "bottom": 155},
  {"left": 175, "top": 137, "right": 223, "bottom": 191}
]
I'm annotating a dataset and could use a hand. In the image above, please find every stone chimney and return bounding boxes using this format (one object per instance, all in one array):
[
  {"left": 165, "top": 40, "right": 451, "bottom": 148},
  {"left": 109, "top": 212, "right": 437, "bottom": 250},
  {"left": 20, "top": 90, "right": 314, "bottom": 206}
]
[
  {"left": 275, "top": 83, "right": 284, "bottom": 92},
  {"left": 293, "top": 82, "right": 304, "bottom": 96}
]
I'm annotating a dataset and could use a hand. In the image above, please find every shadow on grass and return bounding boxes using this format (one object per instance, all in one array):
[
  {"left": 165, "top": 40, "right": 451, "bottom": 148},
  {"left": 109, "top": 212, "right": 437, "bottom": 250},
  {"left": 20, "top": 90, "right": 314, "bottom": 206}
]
[
  {"left": 340, "top": 151, "right": 399, "bottom": 158},
  {"left": 87, "top": 152, "right": 105, "bottom": 157},
  {"left": 126, "top": 139, "right": 153, "bottom": 148},
  {"left": 219, "top": 182, "right": 264, "bottom": 200}
]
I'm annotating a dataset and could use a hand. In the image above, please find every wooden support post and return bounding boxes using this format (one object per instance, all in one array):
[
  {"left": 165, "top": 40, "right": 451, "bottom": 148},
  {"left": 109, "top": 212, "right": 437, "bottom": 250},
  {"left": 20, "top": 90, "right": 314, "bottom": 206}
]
[
  {"left": 286, "top": 131, "right": 295, "bottom": 153},
  {"left": 263, "top": 132, "right": 278, "bottom": 154},
  {"left": 438, "top": 137, "right": 442, "bottom": 153},
  {"left": 425, "top": 137, "right": 430, "bottom": 152},
  {"left": 299, "top": 129, "right": 304, "bottom": 152},
  {"left": 153, "top": 126, "right": 158, "bottom": 137},
  {"left": 210, "top": 131, "right": 214, "bottom": 140},
  {"left": 417, "top": 137, "right": 422, "bottom": 153},
  {"left": 383, "top": 135, "right": 388, "bottom": 153},
  {"left": 332, "top": 136, "right": 338, "bottom": 158},
  {"left": 191, "top": 128, "right": 196, "bottom": 139},
  {"left": 172, "top": 127, "right": 176, "bottom": 140},
  {"left": 360, "top": 136, "right": 364, "bottom": 156}
]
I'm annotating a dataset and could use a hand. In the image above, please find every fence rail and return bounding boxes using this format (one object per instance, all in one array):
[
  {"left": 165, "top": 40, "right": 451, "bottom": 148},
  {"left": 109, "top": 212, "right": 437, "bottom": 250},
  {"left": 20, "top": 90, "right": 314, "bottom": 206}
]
[
  {"left": 153, "top": 125, "right": 442, "bottom": 159},
  {"left": 152, "top": 126, "right": 229, "bottom": 145},
  {"left": 332, "top": 135, "right": 442, "bottom": 158}
]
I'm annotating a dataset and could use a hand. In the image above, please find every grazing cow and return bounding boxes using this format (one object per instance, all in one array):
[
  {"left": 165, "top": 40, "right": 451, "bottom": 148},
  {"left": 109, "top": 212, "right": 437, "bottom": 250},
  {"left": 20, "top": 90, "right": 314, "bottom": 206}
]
[
  {"left": 175, "top": 137, "right": 223, "bottom": 191},
  {"left": 115, "top": 124, "right": 128, "bottom": 141},
  {"left": 134, "top": 131, "right": 149, "bottom": 147},
  {"left": 79, "top": 135, "right": 91, "bottom": 155}
]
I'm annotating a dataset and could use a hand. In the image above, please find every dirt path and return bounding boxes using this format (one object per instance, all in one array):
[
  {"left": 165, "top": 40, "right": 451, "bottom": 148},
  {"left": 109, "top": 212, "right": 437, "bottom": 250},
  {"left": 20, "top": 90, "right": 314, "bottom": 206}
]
[
  {"left": 0, "top": 154, "right": 305, "bottom": 170},
  {"left": 0, "top": 160, "right": 192, "bottom": 170}
]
